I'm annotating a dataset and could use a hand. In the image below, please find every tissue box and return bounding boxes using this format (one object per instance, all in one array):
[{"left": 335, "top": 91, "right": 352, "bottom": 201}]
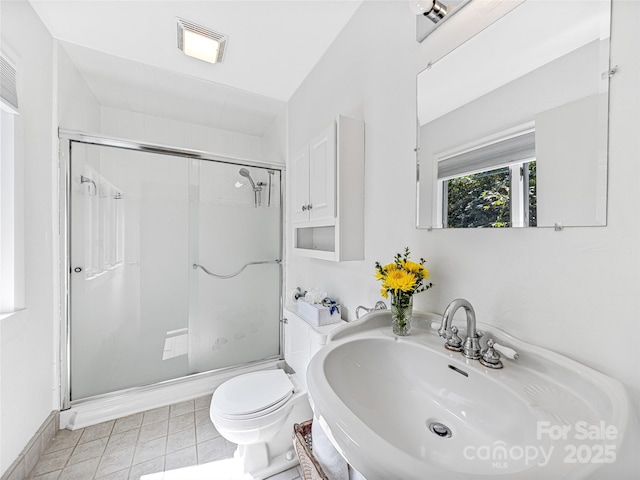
[{"left": 297, "top": 301, "right": 342, "bottom": 326}]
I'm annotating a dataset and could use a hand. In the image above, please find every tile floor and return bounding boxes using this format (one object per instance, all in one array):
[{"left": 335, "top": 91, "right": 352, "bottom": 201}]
[{"left": 27, "top": 396, "right": 303, "bottom": 480}]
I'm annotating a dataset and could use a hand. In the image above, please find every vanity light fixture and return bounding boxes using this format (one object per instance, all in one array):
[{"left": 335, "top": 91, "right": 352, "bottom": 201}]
[
  {"left": 177, "top": 18, "right": 228, "bottom": 64},
  {"left": 412, "top": 0, "right": 471, "bottom": 43},
  {"left": 409, "top": 0, "right": 448, "bottom": 23}
]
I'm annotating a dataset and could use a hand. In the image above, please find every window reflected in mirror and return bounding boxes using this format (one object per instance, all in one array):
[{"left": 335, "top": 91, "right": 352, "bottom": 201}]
[{"left": 442, "top": 162, "right": 537, "bottom": 229}]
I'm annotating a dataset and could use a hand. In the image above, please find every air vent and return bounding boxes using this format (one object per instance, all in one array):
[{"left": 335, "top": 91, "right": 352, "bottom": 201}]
[
  {"left": 1, "top": 54, "right": 19, "bottom": 113},
  {"left": 177, "top": 18, "right": 228, "bottom": 64}
]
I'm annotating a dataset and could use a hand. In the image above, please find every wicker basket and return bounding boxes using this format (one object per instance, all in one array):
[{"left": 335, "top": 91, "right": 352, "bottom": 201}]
[{"left": 292, "top": 420, "right": 329, "bottom": 480}]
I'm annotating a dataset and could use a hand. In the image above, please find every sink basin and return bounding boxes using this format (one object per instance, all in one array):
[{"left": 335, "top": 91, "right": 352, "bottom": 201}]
[{"left": 306, "top": 310, "right": 638, "bottom": 480}]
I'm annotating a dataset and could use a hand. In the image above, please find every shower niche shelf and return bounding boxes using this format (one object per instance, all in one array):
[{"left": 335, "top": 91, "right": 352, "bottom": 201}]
[{"left": 292, "top": 115, "right": 364, "bottom": 262}]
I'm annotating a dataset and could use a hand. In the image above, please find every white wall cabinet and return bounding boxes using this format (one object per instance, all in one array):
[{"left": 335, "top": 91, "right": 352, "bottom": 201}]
[
  {"left": 291, "top": 124, "right": 336, "bottom": 225},
  {"left": 291, "top": 115, "right": 364, "bottom": 261}
]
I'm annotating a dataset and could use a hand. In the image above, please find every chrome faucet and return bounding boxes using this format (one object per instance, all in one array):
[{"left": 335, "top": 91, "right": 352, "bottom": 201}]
[
  {"left": 438, "top": 299, "right": 482, "bottom": 359},
  {"left": 355, "top": 301, "right": 387, "bottom": 319}
]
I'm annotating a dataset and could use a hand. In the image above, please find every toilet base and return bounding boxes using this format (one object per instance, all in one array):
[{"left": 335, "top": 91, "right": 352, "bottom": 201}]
[
  {"left": 228, "top": 393, "right": 313, "bottom": 479},
  {"left": 233, "top": 444, "right": 299, "bottom": 480}
]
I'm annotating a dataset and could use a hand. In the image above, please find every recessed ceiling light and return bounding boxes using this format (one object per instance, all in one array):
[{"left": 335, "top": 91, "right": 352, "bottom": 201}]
[{"left": 177, "top": 18, "right": 228, "bottom": 64}]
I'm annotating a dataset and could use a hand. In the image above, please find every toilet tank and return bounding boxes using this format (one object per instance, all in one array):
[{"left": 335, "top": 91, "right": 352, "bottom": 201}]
[{"left": 284, "top": 307, "right": 344, "bottom": 388}]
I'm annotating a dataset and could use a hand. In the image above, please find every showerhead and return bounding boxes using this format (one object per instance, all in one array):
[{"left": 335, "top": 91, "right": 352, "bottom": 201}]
[{"left": 239, "top": 168, "right": 257, "bottom": 189}]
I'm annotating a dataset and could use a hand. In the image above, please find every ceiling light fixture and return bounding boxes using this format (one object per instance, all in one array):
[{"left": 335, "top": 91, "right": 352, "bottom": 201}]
[{"left": 177, "top": 18, "right": 228, "bottom": 64}]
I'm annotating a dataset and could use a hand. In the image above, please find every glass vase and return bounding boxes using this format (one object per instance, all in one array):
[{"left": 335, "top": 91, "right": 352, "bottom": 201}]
[{"left": 390, "top": 293, "right": 413, "bottom": 336}]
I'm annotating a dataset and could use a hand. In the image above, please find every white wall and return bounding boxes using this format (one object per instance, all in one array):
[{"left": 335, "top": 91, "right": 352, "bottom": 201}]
[
  {"left": 100, "top": 107, "right": 264, "bottom": 161},
  {"left": 57, "top": 45, "right": 101, "bottom": 132},
  {"left": 262, "top": 107, "right": 287, "bottom": 165},
  {"left": 0, "top": 1, "right": 57, "bottom": 475},
  {"left": 56, "top": 31, "right": 103, "bottom": 410},
  {"left": 286, "top": 0, "right": 640, "bottom": 422}
]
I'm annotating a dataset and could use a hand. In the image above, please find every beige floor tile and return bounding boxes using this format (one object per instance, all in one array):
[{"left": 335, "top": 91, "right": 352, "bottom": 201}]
[
  {"left": 164, "top": 446, "right": 197, "bottom": 471},
  {"left": 112, "top": 414, "right": 143, "bottom": 435},
  {"left": 194, "top": 409, "right": 210, "bottom": 427},
  {"left": 168, "top": 413, "right": 194, "bottom": 435},
  {"left": 141, "top": 407, "right": 169, "bottom": 426},
  {"left": 128, "top": 456, "right": 165, "bottom": 480},
  {"left": 195, "top": 436, "right": 229, "bottom": 464},
  {"left": 224, "top": 439, "right": 237, "bottom": 455},
  {"left": 104, "top": 429, "right": 140, "bottom": 455},
  {"left": 193, "top": 395, "right": 211, "bottom": 412},
  {"left": 68, "top": 437, "right": 108, "bottom": 465},
  {"left": 95, "top": 446, "right": 135, "bottom": 478},
  {"left": 30, "top": 448, "right": 73, "bottom": 477},
  {"left": 132, "top": 437, "right": 166, "bottom": 466},
  {"left": 166, "top": 428, "right": 195, "bottom": 454},
  {"left": 29, "top": 470, "right": 61, "bottom": 480},
  {"left": 195, "top": 421, "right": 219, "bottom": 443},
  {"left": 58, "top": 457, "right": 100, "bottom": 480},
  {"left": 137, "top": 420, "right": 168, "bottom": 444},
  {"left": 79, "top": 421, "right": 114, "bottom": 444},
  {"left": 169, "top": 400, "right": 194, "bottom": 418},
  {"left": 45, "top": 430, "right": 83, "bottom": 454},
  {"left": 93, "top": 468, "right": 130, "bottom": 480},
  {"left": 29, "top": 396, "right": 285, "bottom": 480}
]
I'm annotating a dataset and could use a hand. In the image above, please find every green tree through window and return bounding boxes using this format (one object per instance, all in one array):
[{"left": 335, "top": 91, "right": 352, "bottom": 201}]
[{"left": 444, "top": 161, "right": 536, "bottom": 229}]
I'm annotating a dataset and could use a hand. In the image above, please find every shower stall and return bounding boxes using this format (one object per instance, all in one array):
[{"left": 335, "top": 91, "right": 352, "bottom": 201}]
[{"left": 59, "top": 132, "right": 283, "bottom": 409}]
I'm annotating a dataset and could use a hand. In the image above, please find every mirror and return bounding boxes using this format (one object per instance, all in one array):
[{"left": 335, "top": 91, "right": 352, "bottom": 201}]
[{"left": 416, "top": 0, "right": 611, "bottom": 229}]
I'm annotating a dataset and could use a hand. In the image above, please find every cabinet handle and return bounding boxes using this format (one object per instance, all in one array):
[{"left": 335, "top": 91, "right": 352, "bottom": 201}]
[
  {"left": 302, "top": 205, "right": 308, "bottom": 211},
  {"left": 308, "top": 204, "right": 313, "bottom": 210}
]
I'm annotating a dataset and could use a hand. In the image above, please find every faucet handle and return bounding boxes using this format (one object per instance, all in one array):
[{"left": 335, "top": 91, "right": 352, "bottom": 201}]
[
  {"left": 493, "top": 342, "right": 519, "bottom": 360},
  {"left": 479, "top": 338, "right": 503, "bottom": 369},
  {"left": 444, "top": 326, "right": 463, "bottom": 352}
]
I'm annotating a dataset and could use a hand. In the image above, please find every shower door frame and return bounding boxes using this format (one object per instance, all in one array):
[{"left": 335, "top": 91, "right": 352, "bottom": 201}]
[{"left": 58, "top": 129, "right": 286, "bottom": 410}]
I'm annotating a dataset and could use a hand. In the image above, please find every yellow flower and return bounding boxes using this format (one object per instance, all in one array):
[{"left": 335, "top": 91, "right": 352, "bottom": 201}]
[
  {"left": 384, "top": 269, "right": 417, "bottom": 292},
  {"left": 375, "top": 248, "right": 432, "bottom": 300},
  {"left": 402, "top": 260, "right": 422, "bottom": 274},
  {"left": 376, "top": 262, "right": 398, "bottom": 280},
  {"left": 421, "top": 266, "right": 430, "bottom": 279},
  {"left": 384, "top": 263, "right": 398, "bottom": 273}
]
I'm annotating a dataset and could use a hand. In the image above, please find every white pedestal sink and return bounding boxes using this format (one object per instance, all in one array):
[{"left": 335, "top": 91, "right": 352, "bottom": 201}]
[{"left": 306, "top": 310, "right": 639, "bottom": 479}]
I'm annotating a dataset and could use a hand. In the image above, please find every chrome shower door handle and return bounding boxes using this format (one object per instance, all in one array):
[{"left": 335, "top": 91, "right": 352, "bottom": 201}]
[{"left": 193, "top": 259, "right": 281, "bottom": 280}]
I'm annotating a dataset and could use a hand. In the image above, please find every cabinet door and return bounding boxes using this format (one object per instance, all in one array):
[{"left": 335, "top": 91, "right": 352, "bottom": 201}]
[
  {"left": 291, "top": 147, "right": 310, "bottom": 224},
  {"left": 308, "top": 124, "right": 336, "bottom": 224}
]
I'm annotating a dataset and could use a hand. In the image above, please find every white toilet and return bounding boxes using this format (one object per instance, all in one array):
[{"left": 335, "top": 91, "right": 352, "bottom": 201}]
[{"left": 209, "top": 308, "right": 344, "bottom": 478}]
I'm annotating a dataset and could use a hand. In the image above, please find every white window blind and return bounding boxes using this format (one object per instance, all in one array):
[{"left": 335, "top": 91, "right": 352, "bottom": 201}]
[
  {"left": 1, "top": 54, "right": 19, "bottom": 114},
  {"left": 438, "top": 131, "right": 535, "bottom": 179},
  {"left": 1, "top": 51, "right": 19, "bottom": 312}
]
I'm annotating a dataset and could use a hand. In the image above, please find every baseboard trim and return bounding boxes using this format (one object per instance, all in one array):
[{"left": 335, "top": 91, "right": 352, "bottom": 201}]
[{"left": 0, "top": 411, "right": 59, "bottom": 480}]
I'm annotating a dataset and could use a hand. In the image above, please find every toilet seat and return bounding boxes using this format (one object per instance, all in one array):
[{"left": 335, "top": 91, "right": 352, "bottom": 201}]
[{"left": 212, "top": 369, "right": 294, "bottom": 420}]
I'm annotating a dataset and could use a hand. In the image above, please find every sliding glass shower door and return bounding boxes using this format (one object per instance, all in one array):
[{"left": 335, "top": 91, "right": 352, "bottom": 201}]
[{"left": 68, "top": 139, "right": 282, "bottom": 401}]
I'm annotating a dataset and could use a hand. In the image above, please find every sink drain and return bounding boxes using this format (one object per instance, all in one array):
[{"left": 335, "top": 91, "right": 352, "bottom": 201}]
[{"left": 428, "top": 422, "right": 452, "bottom": 438}]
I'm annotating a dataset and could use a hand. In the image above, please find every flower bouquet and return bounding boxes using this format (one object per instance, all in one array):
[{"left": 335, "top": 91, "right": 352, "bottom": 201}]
[{"left": 375, "top": 247, "right": 432, "bottom": 335}]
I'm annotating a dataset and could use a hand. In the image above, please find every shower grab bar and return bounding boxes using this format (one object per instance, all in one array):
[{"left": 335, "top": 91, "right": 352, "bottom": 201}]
[{"left": 193, "top": 259, "right": 281, "bottom": 280}]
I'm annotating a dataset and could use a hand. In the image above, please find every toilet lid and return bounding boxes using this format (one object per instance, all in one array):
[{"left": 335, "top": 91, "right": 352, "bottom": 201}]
[{"left": 212, "top": 369, "right": 294, "bottom": 418}]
